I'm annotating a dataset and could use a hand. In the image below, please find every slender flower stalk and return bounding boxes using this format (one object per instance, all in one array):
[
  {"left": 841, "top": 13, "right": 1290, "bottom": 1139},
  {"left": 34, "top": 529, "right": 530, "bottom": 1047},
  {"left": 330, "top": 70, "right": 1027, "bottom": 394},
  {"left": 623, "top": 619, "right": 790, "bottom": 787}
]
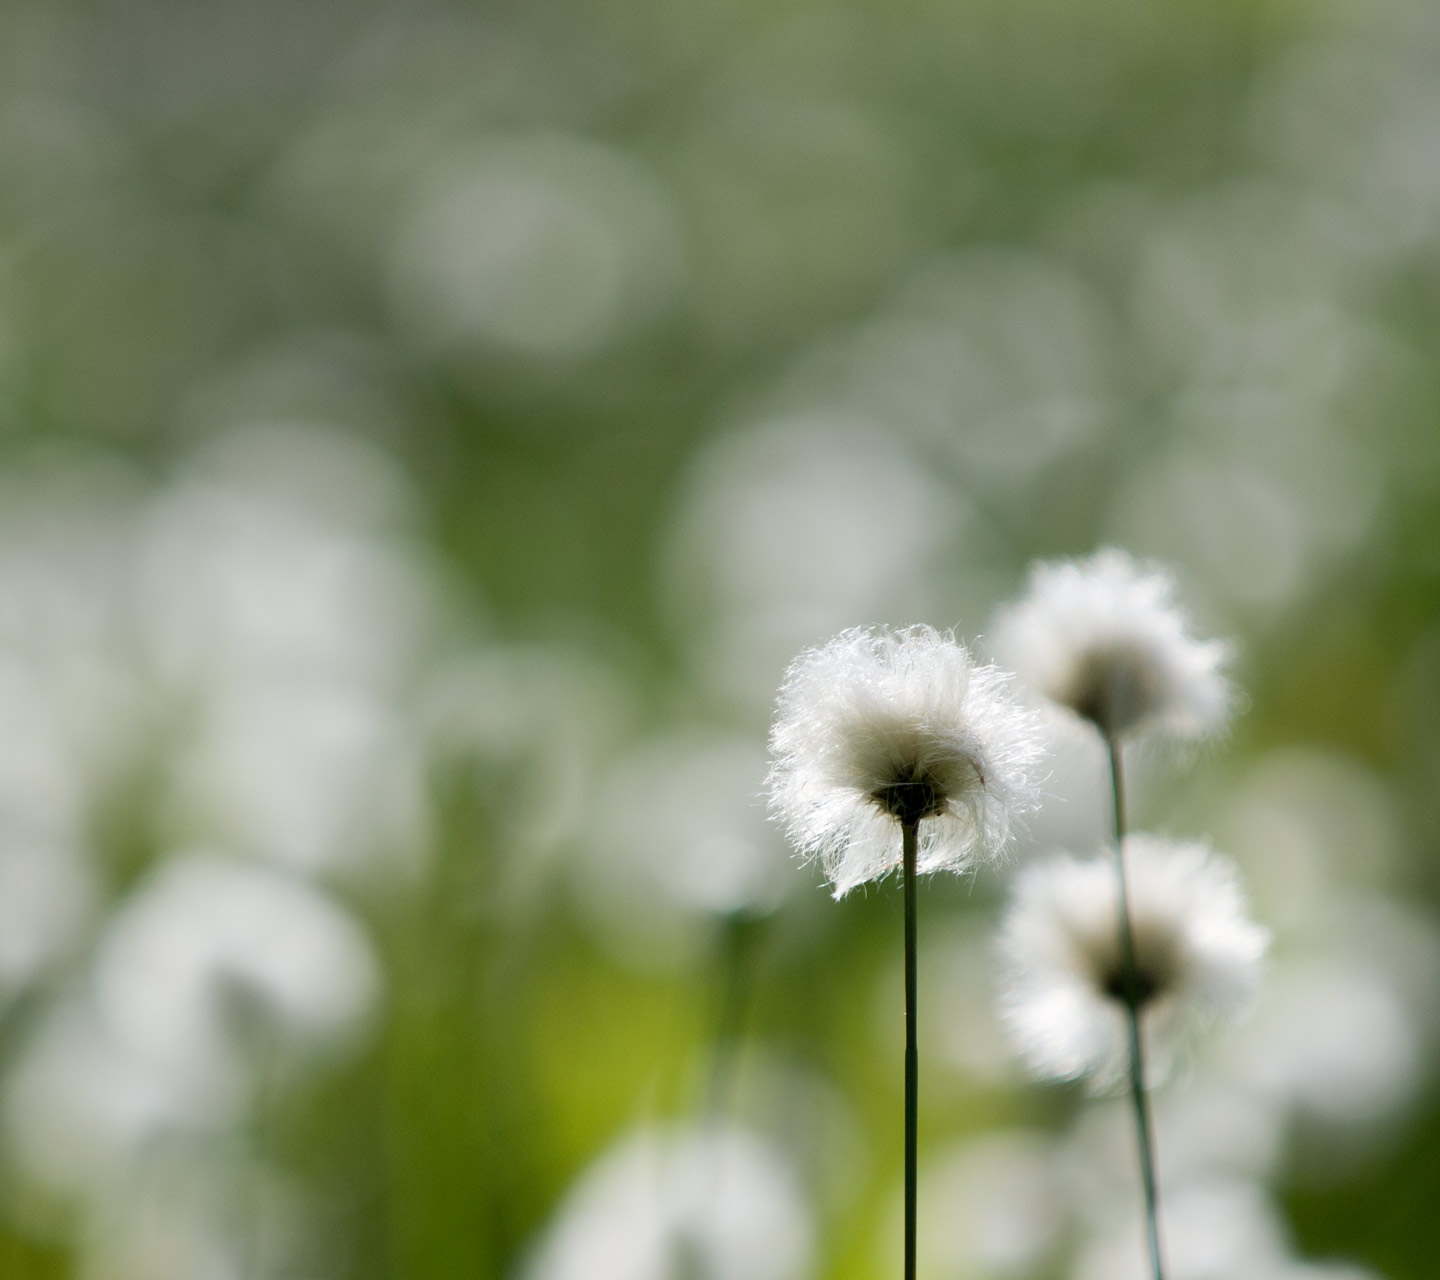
[
  {"left": 992, "top": 549, "right": 1250, "bottom": 1280},
  {"left": 1107, "top": 736, "right": 1166, "bottom": 1280},
  {"left": 997, "top": 829, "right": 1266, "bottom": 1280},
  {"left": 703, "top": 911, "right": 761, "bottom": 1124},
  {"left": 768, "top": 625, "right": 1043, "bottom": 1280},
  {"left": 679, "top": 913, "right": 766, "bottom": 1280},
  {"left": 901, "top": 820, "right": 918, "bottom": 1280}
]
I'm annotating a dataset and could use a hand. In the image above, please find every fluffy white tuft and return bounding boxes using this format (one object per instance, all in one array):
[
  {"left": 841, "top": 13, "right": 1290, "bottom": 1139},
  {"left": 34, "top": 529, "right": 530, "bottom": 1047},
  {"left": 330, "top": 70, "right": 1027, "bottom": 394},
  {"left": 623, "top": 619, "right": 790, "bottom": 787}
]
[
  {"left": 997, "top": 835, "right": 1268, "bottom": 1089},
  {"left": 990, "top": 548, "right": 1233, "bottom": 742},
  {"left": 767, "top": 625, "right": 1045, "bottom": 898}
]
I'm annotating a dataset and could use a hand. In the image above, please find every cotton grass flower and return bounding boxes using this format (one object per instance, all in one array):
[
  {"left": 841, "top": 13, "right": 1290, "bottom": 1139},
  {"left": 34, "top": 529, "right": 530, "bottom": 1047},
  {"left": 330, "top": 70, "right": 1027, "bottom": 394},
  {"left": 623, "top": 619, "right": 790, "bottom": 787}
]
[
  {"left": 990, "top": 549, "right": 1232, "bottom": 743},
  {"left": 991, "top": 552, "right": 1244, "bottom": 1280},
  {"left": 767, "top": 624, "right": 1043, "bottom": 898},
  {"left": 998, "top": 836, "right": 1268, "bottom": 1090},
  {"left": 768, "top": 623, "right": 1043, "bottom": 1280}
]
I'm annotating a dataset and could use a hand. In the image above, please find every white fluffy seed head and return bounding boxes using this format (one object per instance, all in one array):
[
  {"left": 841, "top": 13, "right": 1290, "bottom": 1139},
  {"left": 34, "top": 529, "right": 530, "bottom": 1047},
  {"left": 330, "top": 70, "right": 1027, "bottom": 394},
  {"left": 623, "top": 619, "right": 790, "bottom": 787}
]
[
  {"left": 997, "top": 835, "right": 1268, "bottom": 1089},
  {"left": 990, "top": 548, "right": 1233, "bottom": 743},
  {"left": 767, "top": 625, "right": 1045, "bottom": 898}
]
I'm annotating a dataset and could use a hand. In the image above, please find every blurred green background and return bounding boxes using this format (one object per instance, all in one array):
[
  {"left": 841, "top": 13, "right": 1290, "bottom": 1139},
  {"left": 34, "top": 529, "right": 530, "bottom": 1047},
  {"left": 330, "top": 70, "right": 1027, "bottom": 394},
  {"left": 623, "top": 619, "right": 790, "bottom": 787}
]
[{"left": 0, "top": 0, "right": 1438, "bottom": 1276}]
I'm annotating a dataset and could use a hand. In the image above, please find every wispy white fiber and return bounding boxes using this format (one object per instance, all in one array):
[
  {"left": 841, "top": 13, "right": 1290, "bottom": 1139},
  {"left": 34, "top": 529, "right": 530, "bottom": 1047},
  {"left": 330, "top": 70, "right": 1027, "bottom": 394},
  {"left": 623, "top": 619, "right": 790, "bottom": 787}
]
[
  {"left": 990, "top": 548, "right": 1233, "bottom": 742},
  {"left": 998, "top": 836, "right": 1268, "bottom": 1089},
  {"left": 767, "top": 625, "right": 1044, "bottom": 897}
]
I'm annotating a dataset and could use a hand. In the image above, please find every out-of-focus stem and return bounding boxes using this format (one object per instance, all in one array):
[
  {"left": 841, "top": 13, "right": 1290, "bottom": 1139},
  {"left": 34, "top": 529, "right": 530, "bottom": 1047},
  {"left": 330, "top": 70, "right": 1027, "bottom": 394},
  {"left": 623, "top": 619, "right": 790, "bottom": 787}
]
[
  {"left": 703, "top": 910, "right": 758, "bottom": 1124},
  {"left": 1106, "top": 735, "right": 1166, "bottom": 1280}
]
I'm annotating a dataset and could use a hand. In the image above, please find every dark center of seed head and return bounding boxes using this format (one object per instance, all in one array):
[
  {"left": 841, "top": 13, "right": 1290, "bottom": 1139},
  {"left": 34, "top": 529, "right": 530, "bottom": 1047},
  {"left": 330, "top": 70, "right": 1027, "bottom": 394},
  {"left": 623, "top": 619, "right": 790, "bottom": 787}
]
[
  {"left": 1101, "top": 963, "right": 1163, "bottom": 1007},
  {"left": 872, "top": 768, "right": 945, "bottom": 826},
  {"left": 1067, "top": 645, "right": 1162, "bottom": 737},
  {"left": 1097, "top": 925, "right": 1182, "bottom": 1009}
]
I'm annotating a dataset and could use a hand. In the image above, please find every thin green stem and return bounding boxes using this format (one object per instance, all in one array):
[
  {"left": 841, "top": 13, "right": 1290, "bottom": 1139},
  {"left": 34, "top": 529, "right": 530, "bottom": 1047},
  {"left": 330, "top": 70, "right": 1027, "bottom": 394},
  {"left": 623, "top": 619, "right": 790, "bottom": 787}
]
[
  {"left": 703, "top": 911, "right": 757, "bottom": 1124},
  {"left": 671, "top": 914, "right": 763, "bottom": 1280},
  {"left": 1106, "top": 735, "right": 1166, "bottom": 1280},
  {"left": 902, "top": 819, "right": 918, "bottom": 1280}
]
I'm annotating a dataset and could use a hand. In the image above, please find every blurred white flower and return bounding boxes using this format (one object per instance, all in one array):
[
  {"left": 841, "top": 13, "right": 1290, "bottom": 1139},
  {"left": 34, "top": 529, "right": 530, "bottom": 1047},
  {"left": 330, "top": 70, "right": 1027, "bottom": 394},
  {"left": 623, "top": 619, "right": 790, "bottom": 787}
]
[
  {"left": 178, "top": 418, "right": 416, "bottom": 535},
  {"left": 418, "top": 643, "right": 638, "bottom": 891},
  {"left": 4, "top": 854, "right": 375, "bottom": 1248},
  {"left": 925, "top": 921, "right": 1025, "bottom": 1084},
  {"left": 990, "top": 548, "right": 1232, "bottom": 742},
  {"left": 0, "top": 657, "right": 91, "bottom": 842},
  {"left": 1151, "top": 1080, "right": 1286, "bottom": 1185},
  {"left": 576, "top": 731, "right": 794, "bottom": 967},
  {"left": 711, "top": 1052, "right": 868, "bottom": 1218},
  {"left": 74, "top": 1139, "right": 306, "bottom": 1280},
  {"left": 168, "top": 676, "right": 425, "bottom": 874},
  {"left": 846, "top": 249, "right": 1117, "bottom": 490},
  {"left": 1059, "top": 1090, "right": 1283, "bottom": 1237},
  {"left": 388, "top": 132, "right": 685, "bottom": 363},
  {"left": 93, "top": 853, "right": 380, "bottom": 1092},
  {"left": 1069, "top": 1162, "right": 1382, "bottom": 1280},
  {"left": 998, "top": 836, "right": 1267, "bottom": 1088},
  {"left": 1004, "top": 723, "right": 1111, "bottom": 859},
  {"left": 1224, "top": 955, "right": 1420, "bottom": 1134},
  {"left": 1215, "top": 748, "right": 1404, "bottom": 928},
  {"left": 138, "top": 475, "right": 426, "bottom": 695},
  {"left": 1253, "top": 39, "right": 1440, "bottom": 255},
  {"left": 524, "top": 1124, "right": 814, "bottom": 1280},
  {"left": 4, "top": 1003, "right": 208, "bottom": 1199},
  {"left": 916, "top": 1130, "right": 1065, "bottom": 1279},
  {"left": 0, "top": 828, "right": 96, "bottom": 998},
  {"left": 663, "top": 415, "right": 963, "bottom": 715},
  {"left": 1110, "top": 394, "right": 1382, "bottom": 619},
  {"left": 84, "top": 1198, "right": 239, "bottom": 1280},
  {"left": 768, "top": 625, "right": 1044, "bottom": 897},
  {"left": 133, "top": 423, "right": 438, "bottom": 875},
  {"left": 0, "top": 454, "right": 152, "bottom": 811},
  {"left": 1071, "top": 1175, "right": 1296, "bottom": 1280}
]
